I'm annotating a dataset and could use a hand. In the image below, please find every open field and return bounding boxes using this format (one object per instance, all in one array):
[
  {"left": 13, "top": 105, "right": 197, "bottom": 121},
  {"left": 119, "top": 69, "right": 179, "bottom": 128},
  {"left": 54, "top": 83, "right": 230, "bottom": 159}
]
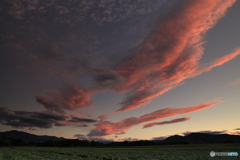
[{"left": 0, "top": 143, "right": 239, "bottom": 160}]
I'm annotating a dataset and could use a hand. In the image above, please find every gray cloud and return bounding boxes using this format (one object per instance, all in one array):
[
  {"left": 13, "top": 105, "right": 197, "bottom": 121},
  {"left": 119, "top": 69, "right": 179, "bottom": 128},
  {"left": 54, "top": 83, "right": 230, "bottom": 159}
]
[
  {"left": 0, "top": 107, "right": 67, "bottom": 129},
  {"left": 74, "top": 134, "right": 90, "bottom": 141},
  {"left": 119, "top": 137, "right": 140, "bottom": 142},
  {"left": 78, "top": 124, "right": 88, "bottom": 127},
  {"left": 152, "top": 136, "right": 168, "bottom": 141},
  {"left": 74, "top": 134, "right": 112, "bottom": 143},
  {"left": 68, "top": 116, "right": 98, "bottom": 123},
  {"left": 93, "top": 69, "right": 124, "bottom": 87},
  {"left": 15, "top": 111, "right": 67, "bottom": 121},
  {"left": 182, "top": 130, "right": 227, "bottom": 136},
  {"left": 54, "top": 122, "right": 67, "bottom": 127},
  {"left": 143, "top": 117, "right": 190, "bottom": 128}
]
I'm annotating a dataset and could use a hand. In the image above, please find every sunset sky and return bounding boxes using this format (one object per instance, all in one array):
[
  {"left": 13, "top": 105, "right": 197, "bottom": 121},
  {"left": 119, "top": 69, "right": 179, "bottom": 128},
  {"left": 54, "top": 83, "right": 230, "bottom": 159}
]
[{"left": 1, "top": 0, "right": 240, "bottom": 142}]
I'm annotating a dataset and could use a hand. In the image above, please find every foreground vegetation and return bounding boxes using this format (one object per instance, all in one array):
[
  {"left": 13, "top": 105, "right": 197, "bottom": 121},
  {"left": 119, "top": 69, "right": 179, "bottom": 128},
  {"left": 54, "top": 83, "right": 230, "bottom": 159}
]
[{"left": 0, "top": 143, "right": 239, "bottom": 160}]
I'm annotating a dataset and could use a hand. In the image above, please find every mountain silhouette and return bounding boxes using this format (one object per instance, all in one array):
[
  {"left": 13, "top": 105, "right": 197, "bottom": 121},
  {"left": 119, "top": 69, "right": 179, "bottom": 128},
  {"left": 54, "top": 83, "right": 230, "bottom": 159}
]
[
  {"left": 1, "top": 130, "right": 240, "bottom": 145},
  {"left": 0, "top": 130, "right": 65, "bottom": 143},
  {"left": 162, "top": 133, "right": 240, "bottom": 143}
]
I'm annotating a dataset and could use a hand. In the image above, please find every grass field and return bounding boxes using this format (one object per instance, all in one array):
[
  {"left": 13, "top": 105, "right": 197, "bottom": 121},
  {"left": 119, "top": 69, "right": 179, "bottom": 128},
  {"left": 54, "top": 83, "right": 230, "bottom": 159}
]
[{"left": 0, "top": 143, "right": 239, "bottom": 160}]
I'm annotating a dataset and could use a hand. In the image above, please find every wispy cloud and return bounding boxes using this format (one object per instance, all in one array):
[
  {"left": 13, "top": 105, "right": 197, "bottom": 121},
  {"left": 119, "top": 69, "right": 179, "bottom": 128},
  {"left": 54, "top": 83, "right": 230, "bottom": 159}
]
[
  {"left": 2, "top": 0, "right": 239, "bottom": 134},
  {"left": 97, "top": 114, "right": 108, "bottom": 121},
  {"left": 3, "top": 0, "right": 239, "bottom": 116},
  {"left": 152, "top": 136, "right": 168, "bottom": 141},
  {"left": 87, "top": 99, "right": 222, "bottom": 137},
  {"left": 204, "top": 48, "right": 240, "bottom": 71},
  {"left": 227, "top": 78, "right": 240, "bottom": 87},
  {"left": 113, "top": 0, "right": 238, "bottom": 112},
  {"left": 74, "top": 134, "right": 112, "bottom": 143},
  {"left": 182, "top": 130, "right": 227, "bottom": 136},
  {"left": 116, "top": 84, "right": 181, "bottom": 113},
  {"left": 68, "top": 116, "right": 98, "bottom": 123},
  {"left": 118, "top": 137, "right": 141, "bottom": 142},
  {"left": 233, "top": 132, "right": 240, "bottom": 135},
  {"left": 143, "top": 117, "right": 190, "bottom": 129}
]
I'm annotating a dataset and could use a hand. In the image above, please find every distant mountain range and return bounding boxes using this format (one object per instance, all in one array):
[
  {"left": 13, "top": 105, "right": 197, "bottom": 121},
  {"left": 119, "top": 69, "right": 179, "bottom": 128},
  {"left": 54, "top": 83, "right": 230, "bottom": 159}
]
[
  {"left": 1, "top": 130, "right": 240, "bottom": 144},
  {"left": 162, "top": 133, "right": 240, "bottom": 143},
  {"left": 0, "top": 130, "right": 65, "bottom": 143}
]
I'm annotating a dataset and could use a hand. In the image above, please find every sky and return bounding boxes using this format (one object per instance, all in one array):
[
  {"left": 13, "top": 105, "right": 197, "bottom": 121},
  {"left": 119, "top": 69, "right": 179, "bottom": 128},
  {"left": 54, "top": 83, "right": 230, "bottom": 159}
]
[{"left": 0, "top": 0, "right": 240, "bottom": 142}]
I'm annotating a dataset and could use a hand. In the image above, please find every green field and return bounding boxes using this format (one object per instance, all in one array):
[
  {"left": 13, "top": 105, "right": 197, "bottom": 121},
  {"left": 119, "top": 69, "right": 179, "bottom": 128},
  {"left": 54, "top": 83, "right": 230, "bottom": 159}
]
[{"left": 0, "top": 144, "right": 239, "bottom": 160}]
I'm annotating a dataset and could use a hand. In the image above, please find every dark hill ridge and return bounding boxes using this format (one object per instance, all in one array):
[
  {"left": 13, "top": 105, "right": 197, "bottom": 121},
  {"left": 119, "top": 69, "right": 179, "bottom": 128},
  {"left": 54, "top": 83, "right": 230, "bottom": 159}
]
[
  {"left": 0, "top": 130, "right": 65, "bottom": 143},
  {"left": 163, "top": 133, "right": 240, "bottom": 143},
  {"left": 1, "top": 130, "right": 240, "bottom": 144},
  {"left": 161, "top": 135, "right": 184, "bottom": 142}
]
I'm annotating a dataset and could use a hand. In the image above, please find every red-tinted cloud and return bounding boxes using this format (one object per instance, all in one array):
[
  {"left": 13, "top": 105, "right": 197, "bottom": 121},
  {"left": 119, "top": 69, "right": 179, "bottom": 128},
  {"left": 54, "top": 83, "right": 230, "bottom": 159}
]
[
  {"left": 204, "top": 48, "right": 240, "bottom": 71},
  {"left": 143, "top": 117, "right": 190, "bottom": 129},
  {"left": 116, "top": 84, "right": 181, "bottom": 112},
  {"left": 97, "top": 114, "right": 108, "bottom": 121},
  {"left": 112, "top": 0, "right": 238, "bottom": 112},
  {"left": 36, "top": 96, "right": 65, "bottom": 114},
  {"left": 88, "top": 99, "right": 222, "bottom": 137},
  {"left": 36, "top": 86, "right": 95, "bottom": 113},
  {"left": 5, "top": 0, "right": 238, "bottom": 123}
]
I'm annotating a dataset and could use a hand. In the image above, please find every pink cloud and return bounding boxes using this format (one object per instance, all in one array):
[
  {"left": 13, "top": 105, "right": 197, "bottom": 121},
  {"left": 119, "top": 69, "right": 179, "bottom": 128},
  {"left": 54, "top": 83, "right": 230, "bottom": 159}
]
[
  {"left": 227, "top": 78, "right": 240, "bottom": 86},
  {"left": 36, "top": 86, "right": 95, "bottom": 113},
  {"left": 204, "top": 48, "right": 240, "bottom": 71},
  {"left": 97, "top": 114, "right": 109, "bottom": 121},
  {"left": 112, "top": 0, "right": 238, "bottom": 112},
  {"left": 116, "top": 84, "right": 181, "bottom": 112},
  {"left": 36, "top": 96, "right": 65, "bottom": 114},
  {"left": 143, "top": 117, "right": 190, "bottom": 128},
  {"left": 5, "top": 0, "right": 238, "bottom": 116},
  {"left": 88, "top": 99, "right": 222, "bottom": 137}
]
